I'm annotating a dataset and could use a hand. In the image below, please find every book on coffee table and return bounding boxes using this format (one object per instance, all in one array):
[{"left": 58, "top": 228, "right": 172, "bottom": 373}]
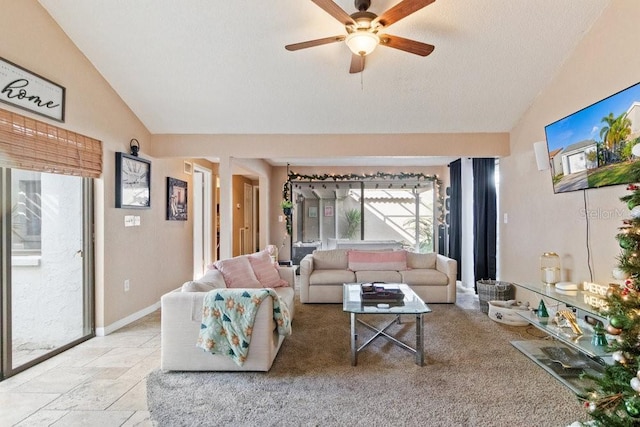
[{"left": 360, "top": 283, "right": 405, "bottom": 302}]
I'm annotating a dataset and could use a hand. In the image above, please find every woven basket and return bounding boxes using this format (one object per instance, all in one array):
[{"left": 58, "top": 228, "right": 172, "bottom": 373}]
[{"left": 476, "top": 279, "right": 515, "bottom": 314}]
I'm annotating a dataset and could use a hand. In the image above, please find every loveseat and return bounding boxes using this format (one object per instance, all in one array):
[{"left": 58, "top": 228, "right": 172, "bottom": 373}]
[
  {"left": 299, "top": 249, "right": 457, "bottom": 304},
  {"left": 161, "top": 250, "right": 295, "bottom": 372}
]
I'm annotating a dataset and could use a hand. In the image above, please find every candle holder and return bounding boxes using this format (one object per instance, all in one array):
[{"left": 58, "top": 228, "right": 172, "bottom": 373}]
[{"left": 540, "top": 252, "right": 561, "bottom": 286}]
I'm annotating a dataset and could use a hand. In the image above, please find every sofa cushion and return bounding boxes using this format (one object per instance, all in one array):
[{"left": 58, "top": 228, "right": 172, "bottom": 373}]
[
  {"left": 401, "top": 269, "right": 449, "bottom": 286},
  {"left": 181, "top": 281, "right": 215, "bottom": 292},
  {"left": 406, "top": 252, "right": 437, "bottom": 270},
  {"left": 355, "top": 270, "right": 402, "bottom": 283},
  {"left": 248, "top": 250, "right": 288, "bottom": 288},
  {"left": 214, "top": 256, "right": 262, "bottom": 288},
  {"left": 313, "top": 249, "right": 349, "bottom": 270},
  {"left": 309, "top": 269, "right": 356, "bottom": 286},
  {"left": 348, "top": 250, "right": 407, "bottom": 271},
  {"left": 182, "top": 268, "right": 227, "bottom": 292}
]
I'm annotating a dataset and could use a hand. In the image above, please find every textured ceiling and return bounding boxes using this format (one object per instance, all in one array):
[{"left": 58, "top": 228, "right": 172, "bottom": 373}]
[{"left": 37, "top": 0, "right": 609, "bottom": 151}]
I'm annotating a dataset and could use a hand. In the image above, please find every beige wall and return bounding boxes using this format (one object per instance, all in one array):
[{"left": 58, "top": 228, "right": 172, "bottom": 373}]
[
  {"left": 501, "top": 0, "right": 639, "bottom": 302},
  {"left": 1, "top": 1, "right": 193, "bottom": 330}
]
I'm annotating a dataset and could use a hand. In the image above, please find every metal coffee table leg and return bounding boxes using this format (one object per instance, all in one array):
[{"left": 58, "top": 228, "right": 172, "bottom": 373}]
[
  {"left": 350, "top": 312, "right": 357, "bottom": 366},
  {"left": 416, "top": 313, "right": 424, "bottom": 366}
]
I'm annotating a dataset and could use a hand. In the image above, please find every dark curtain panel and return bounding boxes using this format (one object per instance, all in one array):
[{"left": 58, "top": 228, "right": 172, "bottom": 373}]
[
  {"left": 448, "top": 159, "right": 462, "bottom": 279},
  {"left": 473, "top": 158, "right": 497, "bottom": 290}
]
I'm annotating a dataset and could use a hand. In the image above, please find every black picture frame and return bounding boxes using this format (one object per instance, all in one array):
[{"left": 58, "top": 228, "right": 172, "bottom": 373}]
[
  {"left": 167, "top": 177, "right": 188, "bottom": 221},
  {"left": 115, "top": 152, "right": 151, "bottom": 208}
]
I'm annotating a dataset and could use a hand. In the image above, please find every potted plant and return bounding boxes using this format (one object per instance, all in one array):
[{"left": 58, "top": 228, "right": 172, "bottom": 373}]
[
  {"left": 343, "top": 208, "right": 361, "bottom": 239},
  {"left": 281, "top": 199, "right": 293, "bottom": 216}
]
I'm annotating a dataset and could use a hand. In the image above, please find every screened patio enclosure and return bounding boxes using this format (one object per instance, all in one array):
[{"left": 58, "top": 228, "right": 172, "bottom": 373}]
[{"left": 290, "top": 178, "right": 439, "bottom": 253}]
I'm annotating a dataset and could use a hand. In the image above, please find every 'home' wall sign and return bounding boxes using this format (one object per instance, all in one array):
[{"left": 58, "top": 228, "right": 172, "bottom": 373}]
[{"left": 0, "top": 57, "right": 65, "bottom": 122}]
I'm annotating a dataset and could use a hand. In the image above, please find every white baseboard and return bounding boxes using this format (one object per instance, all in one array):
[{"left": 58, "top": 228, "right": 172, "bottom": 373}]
[{"left": 95, "top": 301, "right": 161, "bottom": 336}]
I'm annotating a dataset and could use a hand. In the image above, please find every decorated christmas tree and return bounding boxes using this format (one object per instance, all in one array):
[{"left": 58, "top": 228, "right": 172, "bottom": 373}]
[{"left": 583, "top": 184, "right": 640, "bottom": 425}]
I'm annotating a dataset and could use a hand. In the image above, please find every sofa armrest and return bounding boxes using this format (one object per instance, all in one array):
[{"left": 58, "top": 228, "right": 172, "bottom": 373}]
[
  {"left": 278, "top": 266, "right": 296, "bottom": 287},
  {"left": 299, "top": 254, "right": 314, "bottom": 303},
  {"left": 436, "top": 254, "right": 457, "bottom": 286}
]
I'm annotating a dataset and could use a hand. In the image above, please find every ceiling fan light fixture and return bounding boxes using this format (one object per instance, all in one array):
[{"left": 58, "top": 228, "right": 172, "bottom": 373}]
[{"left": 345, "top": 31, "right": 379, "bottom": 56}]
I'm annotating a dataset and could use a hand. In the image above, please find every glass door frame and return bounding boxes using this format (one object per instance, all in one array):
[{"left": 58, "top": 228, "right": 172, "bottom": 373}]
[{"left": 0, "top": 168, "right": 95, "bottom": 381}]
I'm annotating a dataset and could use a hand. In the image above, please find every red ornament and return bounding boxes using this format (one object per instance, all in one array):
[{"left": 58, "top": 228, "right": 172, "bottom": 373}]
[{"left": 628, "top": 184, "right": 640, "bottom": 191}]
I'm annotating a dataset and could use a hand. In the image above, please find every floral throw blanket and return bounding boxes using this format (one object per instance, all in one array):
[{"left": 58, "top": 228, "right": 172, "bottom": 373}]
[{"left": 196, "top": 288, "right": 291, "bottom": 366}]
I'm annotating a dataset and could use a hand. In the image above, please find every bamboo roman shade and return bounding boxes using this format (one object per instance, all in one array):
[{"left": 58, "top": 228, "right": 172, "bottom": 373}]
[{"left": 0, "top": 108, "right": 102, "bottom": 178}]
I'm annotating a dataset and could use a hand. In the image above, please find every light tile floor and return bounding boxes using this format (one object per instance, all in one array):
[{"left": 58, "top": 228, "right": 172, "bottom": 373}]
[{"left": 0, "top": 310, "right": 161, "bottom": 427}]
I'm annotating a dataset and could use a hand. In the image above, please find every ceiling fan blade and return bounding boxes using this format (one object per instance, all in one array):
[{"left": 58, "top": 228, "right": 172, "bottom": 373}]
[
  {"left": 285, "top": 35, "right": 346, "bottom": 51},
  {"left": 374, "top": 0, "right": 435, "bottom": 27},
  {"left": 379, "top": 34, "right": 434, "bottom": 56},
  {"left": 311, "top": 0, "right": 356, "bottom": 26},
  {"left": 349, "top": 54, "right": 365, "bottom": 74}
]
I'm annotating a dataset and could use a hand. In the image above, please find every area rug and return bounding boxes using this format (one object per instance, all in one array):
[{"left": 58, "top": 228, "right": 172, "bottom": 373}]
[{"left": 147, "top": 298, "right": 590, "bottom": 426}]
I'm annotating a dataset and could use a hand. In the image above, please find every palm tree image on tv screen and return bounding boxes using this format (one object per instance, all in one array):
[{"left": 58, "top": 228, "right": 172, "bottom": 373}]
[{"left": 544, "top": 81, "right": 640, "bottom": 194}]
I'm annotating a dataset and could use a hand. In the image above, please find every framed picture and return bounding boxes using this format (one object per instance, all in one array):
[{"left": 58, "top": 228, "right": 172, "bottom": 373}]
[
  {"left": 115, "top": 152, "right": 151, "bottom": 208},
  {"left": 324, "top": 206, "right": 334, "bottom": 217},
  {"left": 0, "top": 56, "right": 65, "bottom": 122},
  {"left": 167, "top": 177, "right": 188, "bottom": 221},
  {"left": 308, "top": 206, "right": 318, "bottom": 218}
]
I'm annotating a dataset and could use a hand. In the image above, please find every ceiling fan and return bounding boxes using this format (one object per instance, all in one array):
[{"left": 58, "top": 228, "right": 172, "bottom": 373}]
[{"left": 285, "top": 0, "right": 436, "bottom": 74}]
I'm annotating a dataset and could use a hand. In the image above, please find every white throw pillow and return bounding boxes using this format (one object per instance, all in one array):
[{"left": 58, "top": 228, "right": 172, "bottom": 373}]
[
  {"left": 181, "top": 281, "right": 216, "bottom": 292},
  {"left": 199, "top": 268, "right": 227, "bottom": 288}
]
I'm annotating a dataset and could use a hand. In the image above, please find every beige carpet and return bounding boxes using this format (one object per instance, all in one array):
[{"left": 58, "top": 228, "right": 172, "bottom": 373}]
[{"left": 147, "top": 291, "right": 589, "bottom": 426}]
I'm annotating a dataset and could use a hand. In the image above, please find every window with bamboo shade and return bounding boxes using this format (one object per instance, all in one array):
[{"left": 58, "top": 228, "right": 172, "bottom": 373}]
[{"left": 0, "top": 108, "right": 102, "bottom": 178}]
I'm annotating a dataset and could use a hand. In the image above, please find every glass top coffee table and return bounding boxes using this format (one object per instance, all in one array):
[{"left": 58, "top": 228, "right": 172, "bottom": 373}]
[{"left": 343, "top": 283, "right": 432, "bottom": 366}]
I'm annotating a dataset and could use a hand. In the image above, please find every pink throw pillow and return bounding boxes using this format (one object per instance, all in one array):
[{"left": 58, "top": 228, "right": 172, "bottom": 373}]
[
  {"left": 214, "top": 256, "right": 262, "bottom": 288},
  {"left": 348, "top": 250, "right": 408, "bottom": 271},
  {"left": 248, "top": 250, "right": 288, "bottom": 288}
]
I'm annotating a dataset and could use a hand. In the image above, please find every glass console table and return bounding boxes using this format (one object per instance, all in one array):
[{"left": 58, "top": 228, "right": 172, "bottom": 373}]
[{"left": 510, "top": 282, "right": 610, "bottom": 394}]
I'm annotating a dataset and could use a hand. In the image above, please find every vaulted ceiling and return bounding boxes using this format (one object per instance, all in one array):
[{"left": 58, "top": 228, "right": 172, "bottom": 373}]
[{"left": 37, "top": 0, "right": 610, "bottom": 166}]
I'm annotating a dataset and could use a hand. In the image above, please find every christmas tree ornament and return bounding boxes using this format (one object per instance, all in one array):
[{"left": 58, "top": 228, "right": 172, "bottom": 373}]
[
  {"left": 619, "top": 235, "right": 636, "bottom": 250},
  {"left": 609, "top": 315, "right": 626, "bottom": 329},
  {"left": 626, "top": 396, "right": 640, "bottom": 418},
  {"left": 613, "top": 350, "right": 627, "bottom": 364},
  {"left": 606, "top": 324, "right": 623, "bottom": 335},
  {"left": 632, "top": 377, "right": 640, "bottom": 392}
]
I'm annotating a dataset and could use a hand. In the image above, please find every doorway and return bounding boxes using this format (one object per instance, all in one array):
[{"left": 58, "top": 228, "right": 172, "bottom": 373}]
[{"left": 192, "top": 165, "right": 212, "bottom": 279}]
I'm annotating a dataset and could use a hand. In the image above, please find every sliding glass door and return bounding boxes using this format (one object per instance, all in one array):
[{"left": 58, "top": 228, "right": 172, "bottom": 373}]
[{"left": 1, "top": 168, "right": 94, "bottom": 379}]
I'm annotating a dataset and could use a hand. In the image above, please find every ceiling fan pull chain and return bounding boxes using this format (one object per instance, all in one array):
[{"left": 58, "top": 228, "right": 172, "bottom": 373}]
[{"left": 360, "top": 56, "right": 365, "bottom": 91}]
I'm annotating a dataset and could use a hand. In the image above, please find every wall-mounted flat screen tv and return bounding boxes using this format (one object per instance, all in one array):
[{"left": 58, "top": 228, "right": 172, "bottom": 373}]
[{"left": 545, "top": 81, "right": 640, "bottom": 194}]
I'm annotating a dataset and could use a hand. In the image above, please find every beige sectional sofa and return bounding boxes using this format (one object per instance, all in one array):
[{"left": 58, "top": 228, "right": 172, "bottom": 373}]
[
  {"left": 299, "top": 249, "right": 457, "bottom": 304},
  {"left": 161, "top": 251, "right": 296, "bottom": 372}
]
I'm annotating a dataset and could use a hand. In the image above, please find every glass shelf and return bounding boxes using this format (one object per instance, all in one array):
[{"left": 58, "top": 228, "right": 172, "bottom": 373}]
[
  {"left": 512, "top": 282, "right": 612, "bottom": 394},
  {"left": 515, "top": 282, "right": 605, "bottom": 317},
  {"left": 511, "top": 340, "right": 605, "bottom": 395},
  {"left": 516, "top": 311, "right": 610, "bottom": 358}
]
